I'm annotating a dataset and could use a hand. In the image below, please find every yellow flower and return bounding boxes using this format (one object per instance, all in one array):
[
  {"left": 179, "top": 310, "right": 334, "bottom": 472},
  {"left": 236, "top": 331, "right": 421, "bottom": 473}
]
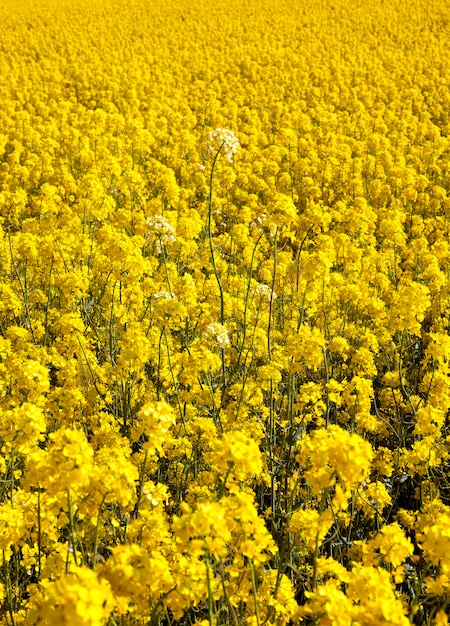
[
  {"left": 28, "top": 566, "right": 113, "bottom": 626},
  {"left": 348, "top": 565, "right": 410, "bottom": 625},
  {"left": 289, "top": 508, "right": 333, "bottom": 550},
  {"left": 2, "top": 0, "right": 450, "bottom": 622},
  {"left": 100, "top": 543, "right": 174, "bottom": 615},
  {"left": 23, "top": 428, "right": 94, "bottom": 497},
  {"left": 370, "top": 523, "right": 413, "bottom": 568},
  {"left": 205, "top": 430, "right": 263, "bottom": 483},
  {"left": 0, "top": 402, "right": 46, "bottom": 454},
  {"left": 296, "top": 424, "right": 373, "bottom": 499},
  {"left": 357, "top": 480, "right": 392, "bottom": 519},
  {"left": 418, "top": 512, "right": 450, "bottom": 574},
  {"left": 130, "top": 400, "right": 175, "bottom": 457},
  {"left": 0, "top": 502, "right": 25, "bottom": 552}
]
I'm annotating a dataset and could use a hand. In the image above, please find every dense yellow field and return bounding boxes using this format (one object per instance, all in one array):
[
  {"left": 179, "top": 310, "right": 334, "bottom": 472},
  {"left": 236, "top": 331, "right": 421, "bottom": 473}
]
[{"left": 1, "top": 0, "right": 450, "bottom": 623}]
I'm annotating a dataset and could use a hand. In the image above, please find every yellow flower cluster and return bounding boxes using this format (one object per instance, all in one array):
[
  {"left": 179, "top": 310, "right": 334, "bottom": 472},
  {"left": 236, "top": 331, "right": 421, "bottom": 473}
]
[{"left": 1, "top": 0, "right": 450, "bottom": 624}]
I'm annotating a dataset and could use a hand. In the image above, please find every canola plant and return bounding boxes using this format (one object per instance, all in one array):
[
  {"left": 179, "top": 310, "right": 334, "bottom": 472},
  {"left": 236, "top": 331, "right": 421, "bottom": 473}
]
[{"left": 1, "top": 0, "right": 450, "bottom": 624}]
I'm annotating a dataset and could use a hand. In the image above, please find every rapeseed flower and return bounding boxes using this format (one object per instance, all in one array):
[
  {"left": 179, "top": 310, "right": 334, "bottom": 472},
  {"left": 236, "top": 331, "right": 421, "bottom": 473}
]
[
  {"left": 208, "top": 128, "right": 240, "bottom": 162},
  {"left": 28, "top": 566, "right": 113, "bottom": 626},
  {"left": 1, "top": 0, "right": 450, "bottom": 622}
]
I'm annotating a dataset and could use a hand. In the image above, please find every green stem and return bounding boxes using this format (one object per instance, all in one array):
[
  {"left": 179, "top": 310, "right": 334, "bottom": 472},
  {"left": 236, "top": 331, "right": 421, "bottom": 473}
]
[
  {"left": 3, "top": 550, "right": 15, "bottom": 626},
  {"left": 160, "top": 239, "right": 174, "bottom": 297},
  {"left": 37, "top": 489, "right": 42, "bottom": 577},
  {"left": 133, "top": 450, "right": 148, "bottom": 520},
  {"left": 67, "top": 490, "right": 79, "bottom": 567},
  {"left": 237, "top": 232, "right": 263, "bottom": 371},
  {"left": 7, "top": 228, "right": 35, "bottom": 342},
  {"left": 93, "top": 493, "right": 107, "bottom": 568},
  {"left": 208, "top": 146, "right": 225, "bottom": 327},
  {"left": 163, "top": 326, "right": 186, "bottom": 433},
  {"left": 249, "top": 559, "right": 261, "bottom": 626},
  {"left": 205, "top": 549, "right": 216, "bottom": 626},
  {"left": 267, "top": 227, "right": 278, "bottom": 360}
]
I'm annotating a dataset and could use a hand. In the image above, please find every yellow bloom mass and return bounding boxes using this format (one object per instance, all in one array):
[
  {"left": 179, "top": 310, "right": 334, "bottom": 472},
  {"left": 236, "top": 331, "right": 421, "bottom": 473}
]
[{"left": 1, "top": 0, "right": 450, "bottom": 623}]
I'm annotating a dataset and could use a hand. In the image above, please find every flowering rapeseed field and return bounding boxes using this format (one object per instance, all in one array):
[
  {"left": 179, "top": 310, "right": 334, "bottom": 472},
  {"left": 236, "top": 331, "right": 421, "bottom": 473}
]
[{"left": 1, "top": 0, "right": 450, "bottom": 623}]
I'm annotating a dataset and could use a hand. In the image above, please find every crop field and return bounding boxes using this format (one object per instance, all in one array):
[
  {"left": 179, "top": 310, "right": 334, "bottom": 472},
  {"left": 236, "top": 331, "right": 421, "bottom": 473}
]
[{"left": 1, "top": 0, "right": 450, "bottom": 623}]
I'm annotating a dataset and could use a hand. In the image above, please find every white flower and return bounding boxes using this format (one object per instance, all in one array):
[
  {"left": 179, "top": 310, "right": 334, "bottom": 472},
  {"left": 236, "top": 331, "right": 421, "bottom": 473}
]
[
  {"left": 257, "top": 213, "right": 267, "bottom": 225},
  {"left": 146, "top": 215, "right": 176, "bottom": 238},
  {"left": 153, "top": 290, "right": 176, "bottom": 300},
  {"left": 146, "top": 215, "right": 176, "bottom": 253},
  {"left": 250, "top": 213, "right": 267, "bottom": 230},
  {"left": 209, "top": 128, "right": 240, "bottom": 162},
  {"left": 204, "top": 322, "right": 230, "bottom": 348},
  {"left": 253, "top": 283, "right": 277, "bottom": 301}
]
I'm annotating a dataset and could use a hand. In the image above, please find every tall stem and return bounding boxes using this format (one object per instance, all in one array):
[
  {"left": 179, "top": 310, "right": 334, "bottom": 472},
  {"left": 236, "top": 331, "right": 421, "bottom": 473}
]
[
  {"left": 208, "top": 146, "right": 227, "bottom": 390},
  {"left": 208, "top": 146, "right": 225, "bottom": 326}
]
